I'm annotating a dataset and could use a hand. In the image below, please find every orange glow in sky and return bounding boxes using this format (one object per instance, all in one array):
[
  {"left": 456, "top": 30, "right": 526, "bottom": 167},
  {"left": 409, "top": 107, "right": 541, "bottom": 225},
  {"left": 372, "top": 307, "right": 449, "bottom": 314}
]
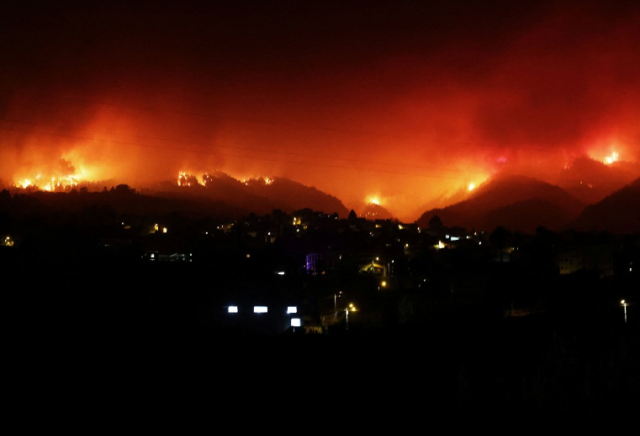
[{"left": 2, "top": 1, "right": 640, "bottom": 222}]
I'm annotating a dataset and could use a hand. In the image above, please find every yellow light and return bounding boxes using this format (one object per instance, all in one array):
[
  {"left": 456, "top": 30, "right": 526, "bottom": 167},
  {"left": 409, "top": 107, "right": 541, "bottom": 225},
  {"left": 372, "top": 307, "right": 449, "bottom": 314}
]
[
  {"left": 366, "top": 195, "right": 381, "bottom": 206},
  {"left": 381, "top": 281, "right": 387, "bottom": 287},
  {"left": 604, "top": 151, "right": 619, "bottom": 165},
  {"left": 468, "top": 183, "right": 476, "bottom": 191}
]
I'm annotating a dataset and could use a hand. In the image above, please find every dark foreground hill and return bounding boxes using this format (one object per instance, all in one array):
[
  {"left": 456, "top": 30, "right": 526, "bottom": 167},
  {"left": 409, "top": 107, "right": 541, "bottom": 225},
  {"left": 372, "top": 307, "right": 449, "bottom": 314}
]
[
  {"left": 416, "top": 174, "right": 586, "bottom": 234},
  {"left": 574, "top": 177, "right": 640, "bottom": 233},
  {"left": 145, "top": 172, "right": 349, "bottom": 218},
  {"left": 556, "top": 156, "right": 640, "bottom": 205}
]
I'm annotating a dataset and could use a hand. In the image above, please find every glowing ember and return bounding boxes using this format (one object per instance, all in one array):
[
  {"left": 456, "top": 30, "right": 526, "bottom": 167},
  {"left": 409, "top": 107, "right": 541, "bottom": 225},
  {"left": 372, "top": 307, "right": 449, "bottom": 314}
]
[
  {"left": 604, "top": 151, "right": 619, "bottom": 165},
  {"left": 180, "top": 171, "right": 281, "bottom": 188},
  {"left": 178, "top": 172, "right": 202, "bottom": 187},
  {"left": 178, "top": 172, "right": 190, "bottom": 186},
  {"left": 14, "top": 174, "right": 81, "bottom": 191},
  {"left": 44, "top": 176, "right": 79, "bottom": 191},
  {"left": 16, "top": 179, "right": 33, "bottom": 189}
]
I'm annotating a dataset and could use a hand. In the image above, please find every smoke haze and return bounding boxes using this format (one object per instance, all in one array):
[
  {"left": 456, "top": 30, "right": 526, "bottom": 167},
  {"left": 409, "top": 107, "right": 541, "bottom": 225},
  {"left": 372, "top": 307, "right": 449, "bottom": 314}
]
[{"left": 2, "top": 0, "right": 640, "bottom": 221}]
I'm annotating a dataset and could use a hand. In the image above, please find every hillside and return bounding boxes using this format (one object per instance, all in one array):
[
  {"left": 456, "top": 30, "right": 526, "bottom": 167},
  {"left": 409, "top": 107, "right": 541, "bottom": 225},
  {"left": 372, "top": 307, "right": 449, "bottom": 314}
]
[
  {"left": 416, "top": 174, "right": 586, "bottom": 233},
  {"left": 556, "top": 157, "right": 640, "bottom": 205},
  {"left": 573, "top": 177, "right": 640, "bottom": 233},
  {"left": 357, "top": 202, "right": 395, "bottom": 220},
  {"left": 142, "top": 172, "right": 350, "bottom": 218}
]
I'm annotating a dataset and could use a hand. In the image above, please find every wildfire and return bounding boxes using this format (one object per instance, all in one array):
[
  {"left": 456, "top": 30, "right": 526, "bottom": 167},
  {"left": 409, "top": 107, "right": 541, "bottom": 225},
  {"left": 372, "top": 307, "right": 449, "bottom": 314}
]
[
  {"left": 178, "top": 171, "right": 195, "bottom": 187},
  {"left": 178, "top": 171, "right": 208, "bottom": 187},
  {"left": 179, "top": 171, "right": 279, "bottom": 188},
  {"left": 16, "top": 179, "right": 33, "bottom": 189},
  {"left": 588, "top": 145, "right": 623, "bottom": 166},
  {"left": 14, "top": 174, "right": 81, "bottom": 191},
  {"left": 467, "top": 183, "right": 476, "bottom": 192},
  {"left": 604, "top": 151, "right": 619, "bottom": 165},
  {"left": 366, "top": 196, "right": 381, "bottom": 206}
]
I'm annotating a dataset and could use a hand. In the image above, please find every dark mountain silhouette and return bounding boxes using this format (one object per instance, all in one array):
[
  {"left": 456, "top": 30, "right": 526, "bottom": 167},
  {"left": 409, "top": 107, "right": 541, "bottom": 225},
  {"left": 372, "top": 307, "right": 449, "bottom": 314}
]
[
  {"left": 138, "top": 172, "right": 350, "bottom": 218},
  {"left": 8, "top": 186, "right": 250, "bottom": 221},
  {"left": 244, "top": 176, "right": 349, "bottom": 218},
  {"left": 416, "top": 174, "right": 586, "bottom": 234},
  {"left": 2, "top": 170, "right": 350, "bottom": 224},
  {"left": 147, "top": 173, "right": 280, "bottom": 216},
  {"left": 555, "top": 156, "right": 640, "bottom": 205},
  {"left": 573, "top": 177, "right": 640, "bottom": 233}
]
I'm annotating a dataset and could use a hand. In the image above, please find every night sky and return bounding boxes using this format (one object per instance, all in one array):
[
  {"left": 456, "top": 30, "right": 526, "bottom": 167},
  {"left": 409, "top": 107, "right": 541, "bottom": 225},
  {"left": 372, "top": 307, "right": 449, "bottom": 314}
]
[{"left": 2, "top": 0, "right": 640, "bottom": 220}]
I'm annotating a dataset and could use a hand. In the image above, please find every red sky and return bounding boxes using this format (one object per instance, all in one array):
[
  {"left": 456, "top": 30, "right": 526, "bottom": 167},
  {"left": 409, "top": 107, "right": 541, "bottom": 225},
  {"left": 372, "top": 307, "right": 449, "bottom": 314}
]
[{"left": 2, "top": 0, "right": 640, "bottom": 221}]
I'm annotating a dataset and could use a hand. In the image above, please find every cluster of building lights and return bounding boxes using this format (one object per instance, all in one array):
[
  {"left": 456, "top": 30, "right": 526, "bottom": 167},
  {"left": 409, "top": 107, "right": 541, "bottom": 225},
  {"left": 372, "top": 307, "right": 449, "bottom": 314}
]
[{"left": 227, "top": 305, "right": 301, "bottom": 327}]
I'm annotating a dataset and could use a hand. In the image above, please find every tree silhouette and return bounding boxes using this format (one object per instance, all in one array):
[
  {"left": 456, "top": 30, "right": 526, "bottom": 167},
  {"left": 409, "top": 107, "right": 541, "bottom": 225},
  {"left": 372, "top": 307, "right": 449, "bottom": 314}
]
[{"left": 428, "top": 215, "right": 443, "bottom": 231}]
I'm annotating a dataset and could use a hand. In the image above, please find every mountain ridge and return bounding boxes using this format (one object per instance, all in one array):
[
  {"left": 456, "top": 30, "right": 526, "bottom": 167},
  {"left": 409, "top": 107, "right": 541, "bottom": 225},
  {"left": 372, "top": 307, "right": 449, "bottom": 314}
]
[{"left": 415, "top": 174, "right": 587, "bottom": 234}]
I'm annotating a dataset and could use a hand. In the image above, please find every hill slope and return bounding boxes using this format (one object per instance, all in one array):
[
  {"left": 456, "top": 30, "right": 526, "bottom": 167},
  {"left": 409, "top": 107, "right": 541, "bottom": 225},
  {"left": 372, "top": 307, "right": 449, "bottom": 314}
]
[
  {"left": 555, "top": 157, "right": 640, "bottom": 205},
  {"left": 573, "top": 177, "right": 640, "bottom": 233},
  {"left": 143, "top": 172, "right": 350, "bottom": 218},
  {"left": 416, "top": 174, "right": 586, "bottom": 233}
]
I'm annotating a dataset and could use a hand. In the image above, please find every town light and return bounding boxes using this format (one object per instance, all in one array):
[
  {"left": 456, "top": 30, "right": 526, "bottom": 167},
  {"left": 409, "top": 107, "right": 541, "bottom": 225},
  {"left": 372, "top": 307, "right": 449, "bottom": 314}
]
[
  {"left": 345, "top": 304, "right": 357, "bottom": 331},
  {"left": 333, "top": 291, "right": 342, "bottom": 318}
]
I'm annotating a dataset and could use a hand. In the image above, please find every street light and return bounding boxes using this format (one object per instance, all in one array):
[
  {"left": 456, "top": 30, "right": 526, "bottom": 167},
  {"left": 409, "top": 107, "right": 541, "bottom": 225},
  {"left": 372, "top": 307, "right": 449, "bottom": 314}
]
[
  {"left": 621, "top": 300, "right": 628, "bottom": 324},
  {"left": 333, "top": 291, "right": 343, "bottom": 318},
  {"left": 345, "top": 303, "right": 356, "bottom": 331},
  {"left": 345, "top": 308, "right": 349, "bottom": 330}
]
